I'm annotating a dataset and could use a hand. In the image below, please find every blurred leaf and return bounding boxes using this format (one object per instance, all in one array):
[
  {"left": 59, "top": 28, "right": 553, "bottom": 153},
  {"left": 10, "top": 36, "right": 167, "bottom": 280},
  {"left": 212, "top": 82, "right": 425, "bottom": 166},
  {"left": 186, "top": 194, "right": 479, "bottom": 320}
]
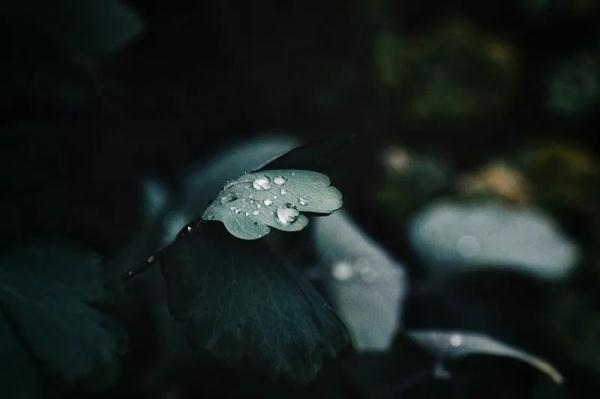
[
  {"left": 160, "top": 223, "right": 351, "bottom": 384},
  {"left": 202, "top": 170, "right": 342, "bottom": 240},
  {"left": 407, "top": 330, "right": 563, "bottom": 384},
  {"left": 313, "top": 211, "right": 407, "bottom": 351},
  {"left": 254, "top": 136, "right": 354, "bottom": 174},
  {"left": 3, "top": 0, "right": 142, "bottom": 55},
  {"left": 408, "top": 201, "right": 579, "bottom": 280},
  {"left": 0, "top": 239, "right": 125, "bottom": 396},
  {"left": 0, "top": 314, "right": 42, "bottom": 399},
  {"left": 547, "top": 55, "right": 600, "bottom": 116}
]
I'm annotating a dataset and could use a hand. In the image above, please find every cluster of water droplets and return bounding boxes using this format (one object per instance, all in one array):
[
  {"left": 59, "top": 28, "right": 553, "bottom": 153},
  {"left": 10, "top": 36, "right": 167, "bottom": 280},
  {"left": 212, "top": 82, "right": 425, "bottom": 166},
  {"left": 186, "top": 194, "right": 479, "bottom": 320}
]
[
  {"left": 212, "top": 173, "right": 312, "bottom": 227},
  {"left": 331, "top": 258, "right": 379, "bottom": 283}
]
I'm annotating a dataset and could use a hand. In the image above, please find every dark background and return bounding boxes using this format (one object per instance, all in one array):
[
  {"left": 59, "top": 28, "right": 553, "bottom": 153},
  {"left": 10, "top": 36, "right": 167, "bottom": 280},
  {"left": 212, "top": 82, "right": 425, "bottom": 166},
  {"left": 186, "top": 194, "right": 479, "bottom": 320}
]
[{"left": 1, "top": 0, "right": 599, "bottom": 398}]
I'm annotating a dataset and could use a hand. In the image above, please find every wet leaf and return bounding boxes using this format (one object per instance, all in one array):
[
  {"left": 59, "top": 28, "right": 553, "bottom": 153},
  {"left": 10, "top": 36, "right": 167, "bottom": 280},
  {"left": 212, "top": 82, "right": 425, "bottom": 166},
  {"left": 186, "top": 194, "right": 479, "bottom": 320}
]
[
  {"left": 202, "top": 169, "right": 343, "bottom": 240},
  {"left": 0, "top": 239, "right": 125, "bottom": 396},
  {"left": 407, "top": 330, "right": 563, "bottom": 384},
  {"left": 161, "top": 223, "right": 351, "bottom": 384}
]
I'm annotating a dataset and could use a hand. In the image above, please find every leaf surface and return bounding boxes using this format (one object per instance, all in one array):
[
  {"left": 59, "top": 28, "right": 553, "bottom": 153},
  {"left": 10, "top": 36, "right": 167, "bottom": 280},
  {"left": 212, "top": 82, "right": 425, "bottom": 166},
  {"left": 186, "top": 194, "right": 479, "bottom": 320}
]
[
  {"left": 202, "top": 169, "right": 342, "bottom": 240},
  {"left": 161, "top": 223, "right": 351, "bottom": 383},
  {"left": 408, "top": 330, "right": 563, "bottom": 384},
  {"left": 0, "top": 239, "right": 125, "bottom": 395}
]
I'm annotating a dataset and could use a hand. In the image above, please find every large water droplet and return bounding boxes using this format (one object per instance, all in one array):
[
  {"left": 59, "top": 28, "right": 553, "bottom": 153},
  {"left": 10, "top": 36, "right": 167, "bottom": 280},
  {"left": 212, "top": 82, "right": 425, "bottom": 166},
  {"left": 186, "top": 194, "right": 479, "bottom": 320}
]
[
  {"left": 276, "top": 203, "right": 299, "bottom": 225},
  {"left": 332, "top": 261, "right": 354, "bottom": 281},
  {"left": 252, "top": 176, "right": 271, "bottom": 190},
  {"left": 450, "top": 334, "right": 463, "bottom": 347},
  {"left": 221, "top": 192, "right": 238, "bottom": 204},
  {"left": 252, "top": 210, "right": 260, "bottom": 216},
  {"left": 263, "top": 199, "right": 273, "bottom": 206},
  {"left": 274, "top": 176, "right": 287, "bottom": 186}
]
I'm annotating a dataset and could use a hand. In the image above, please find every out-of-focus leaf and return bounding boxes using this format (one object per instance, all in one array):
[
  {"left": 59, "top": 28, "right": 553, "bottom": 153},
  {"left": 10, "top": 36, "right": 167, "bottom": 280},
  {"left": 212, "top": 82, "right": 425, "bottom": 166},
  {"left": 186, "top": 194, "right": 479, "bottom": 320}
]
[
  {"left": 202, "top": 170, "right": 342, "bottom": 240},
  {"left": 313, "top": 211, "right": 406, "bottom": 351},
  {"left": 160, "top": 223, "right": 351, "bottom": 384},
  {"left": 0, "top": 314, "right": 42, "bottom": 399},
  {"left": 0, "top": 239, "right": 125, "bottom": 392},
  {"left": 547, "top": 55, "right": 600, "bottom": 116},
  {"left": 408, "top": 201, "right": 579, "bottom": 280},
  {"left": 254, "top": 136, "right": 354, "bottom": 173},
  {"left": 3, "top": 0, "right": 142, "bottom": 55},
  {"left": 407, "top": 330, "right": 563, "bottom": 384}
]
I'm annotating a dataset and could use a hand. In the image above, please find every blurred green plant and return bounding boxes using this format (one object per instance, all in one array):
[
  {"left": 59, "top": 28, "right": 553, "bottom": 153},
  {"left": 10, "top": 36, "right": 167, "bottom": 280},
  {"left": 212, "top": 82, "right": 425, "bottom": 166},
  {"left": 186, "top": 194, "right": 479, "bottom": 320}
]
[{"left": 374, "top": 20, "right": 517, "bottom": 121}]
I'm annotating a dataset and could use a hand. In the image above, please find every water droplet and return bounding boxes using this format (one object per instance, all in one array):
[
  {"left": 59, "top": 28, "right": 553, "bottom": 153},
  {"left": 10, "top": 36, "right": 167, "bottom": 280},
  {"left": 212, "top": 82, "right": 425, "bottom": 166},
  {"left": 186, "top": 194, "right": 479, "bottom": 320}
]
[
  {"left": 230, "top": 206, "right": 235, "bottom": 211},
  {"left": 252, "top": 210, "right": 260, "bottom": 216},
  {"left": 276, "top": 203, "right": 299, "bottom": 225},
  {"left": 291, "top": 172, "right": 296, "bottom": 176},
  {"left": 245, "top": 212, "right": 249, "bottom": 216},
  {"left": 274, "top": 176, "right": 287, "bottom": 185},
  {"left": 273, "top": 195, "right": 278, "bottom": 199},
  {"left": 280, "top": 189, "right": 287, "bottom": 195},
  {"left": 263, "top": 199, "right": 273, "bottom": 206},
  {"left": 450, "top": 334, "right": 463, "bottom": 347},
  {"left": 257, "top": 204, "right": 261, "bottom": 208},
  {"left": 234, "top": 209, "right": 241, "bottom": 215},
  {"left": 298, "top": 196, "right": 308, "bottom": 206},
  {"left": 252, "top": 176, "right": 271, "bottom": 190},
  {"left": 221, "top": 192, "right": 238, "bottom": 204},
  {"left": 146, "top": 255, "right": 155, "bottom": 264},
  {"left": 332, "top": 261, "right": 354, "bottom": 281}
]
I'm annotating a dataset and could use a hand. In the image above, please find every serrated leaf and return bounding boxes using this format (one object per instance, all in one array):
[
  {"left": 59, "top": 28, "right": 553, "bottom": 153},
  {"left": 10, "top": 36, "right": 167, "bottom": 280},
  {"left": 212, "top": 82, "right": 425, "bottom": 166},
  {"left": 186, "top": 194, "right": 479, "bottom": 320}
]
[
  {"left": 0, "top": 239, "right": 125, "bottom": 395},
  {"left": 160, "top": 223, "right": 351, "bottom": 384},
  {"left": 407, "top": 330, "right": 563, "bottom": 384},
  {"left": 202, "top": 169, "right": 343, "bottom": 240}
]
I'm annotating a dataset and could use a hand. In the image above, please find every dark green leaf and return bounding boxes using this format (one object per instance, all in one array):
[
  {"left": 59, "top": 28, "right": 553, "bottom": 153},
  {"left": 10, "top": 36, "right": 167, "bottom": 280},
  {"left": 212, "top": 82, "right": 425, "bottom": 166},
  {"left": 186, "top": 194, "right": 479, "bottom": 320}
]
[
  {"left": 0, "top": 313, "right": 42, "bottom": 399},
  {"left": 254, "top": 136, "right": 354, "bottom": 173},
  {"left": 161, "top": 223, "right": 351, "bottom": 384},
  {"left": 0, "top": 239, "right": 125, "bottom": 394}
]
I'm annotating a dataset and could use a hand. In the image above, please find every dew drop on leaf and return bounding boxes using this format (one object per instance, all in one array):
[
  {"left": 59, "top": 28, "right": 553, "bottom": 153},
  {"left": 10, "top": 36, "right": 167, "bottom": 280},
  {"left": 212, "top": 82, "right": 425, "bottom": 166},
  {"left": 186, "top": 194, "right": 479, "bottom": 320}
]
[
  {"left": 252, "top": 176, "right": 271, "bottom": 190},
  {"left": 277, "top": 203, "right": 300, "bottom": 225},
  {"left": 274, "top": 176, "right": 287, "bottom": 185}
]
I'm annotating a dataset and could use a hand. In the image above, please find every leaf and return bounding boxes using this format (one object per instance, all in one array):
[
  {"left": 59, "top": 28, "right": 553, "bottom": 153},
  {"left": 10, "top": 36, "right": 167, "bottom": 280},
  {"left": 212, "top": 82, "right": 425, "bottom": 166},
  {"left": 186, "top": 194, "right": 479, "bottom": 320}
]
[
  {"left": 0, "top": 314, "right": 42, "bottom": 399},
  {"left": 4, "top": 0, "right": 143, "bottom": 55},
  {"left": 160, "top": 223, "right": 351, "bottom": 384},
  {"left": 202, "top": 169, "right": 343, "bottom": 240},
  {"left": 0, "top": 239, "right": 125, "bottom": 395},
  {"left": 407, "top": 330, "right": 563, "bottom": 384},
  {"left": 313, "top": 211, "right": 407, "bottom": 351},
  {"left": 253, "top": 136, "right": 354, "bottom": 173},
  {"left": 408, "top": 201, "right": 578, "bottom": 280}
]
